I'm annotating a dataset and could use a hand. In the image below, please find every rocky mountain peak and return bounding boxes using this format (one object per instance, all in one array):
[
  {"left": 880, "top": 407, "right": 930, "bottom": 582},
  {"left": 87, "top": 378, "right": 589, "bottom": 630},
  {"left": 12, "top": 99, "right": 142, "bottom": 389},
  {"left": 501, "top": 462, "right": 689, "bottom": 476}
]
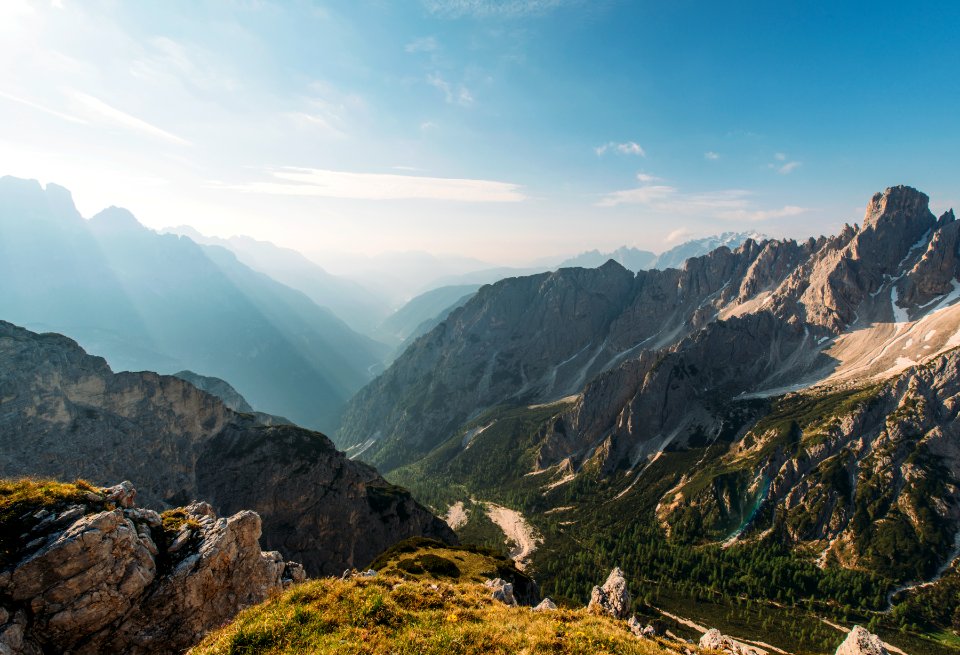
[
  {"left": 0, "top": 177, "right": 83, "bottom": 224},
  {"left": 862, "top": 185, "right": 930, "bottom": 229}
]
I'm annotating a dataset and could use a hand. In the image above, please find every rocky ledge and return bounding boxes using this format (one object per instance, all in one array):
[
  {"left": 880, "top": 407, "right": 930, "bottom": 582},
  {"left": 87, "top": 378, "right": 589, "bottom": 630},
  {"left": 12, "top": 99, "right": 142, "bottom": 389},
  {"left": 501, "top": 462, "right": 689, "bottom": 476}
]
[{"left": 0, "top": 480, "right": 304, "bottom": 655}]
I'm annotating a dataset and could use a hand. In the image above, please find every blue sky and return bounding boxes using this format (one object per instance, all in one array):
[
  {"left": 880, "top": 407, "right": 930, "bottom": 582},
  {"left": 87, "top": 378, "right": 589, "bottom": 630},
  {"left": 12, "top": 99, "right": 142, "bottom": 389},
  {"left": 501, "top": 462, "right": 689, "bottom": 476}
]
[{"left": 1, "top": 0, "right": 958, "bottom": 264}]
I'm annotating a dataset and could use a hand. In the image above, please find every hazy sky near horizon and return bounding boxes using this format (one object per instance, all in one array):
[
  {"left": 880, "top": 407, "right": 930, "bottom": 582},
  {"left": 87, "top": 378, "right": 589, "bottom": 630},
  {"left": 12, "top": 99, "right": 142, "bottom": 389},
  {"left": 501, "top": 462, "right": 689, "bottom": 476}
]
[{"left": 1, "top": 0, "right": 958, "bottom": 265}]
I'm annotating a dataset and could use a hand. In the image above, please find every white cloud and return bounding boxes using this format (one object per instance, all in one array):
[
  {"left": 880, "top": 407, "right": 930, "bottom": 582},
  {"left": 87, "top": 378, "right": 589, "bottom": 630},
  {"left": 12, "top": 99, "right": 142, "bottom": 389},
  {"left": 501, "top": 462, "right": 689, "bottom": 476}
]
[
  {"left": 427, "top": 73, "right": 474, "bottom": 106},
  {"left": 778, "top": 161, "right": 802, "bottom": 175},
  {"left": 220, "top": 167, "right": 527, "bottom": 202},
  {"left": 598, "top": 180, "right": 808, "bottom": 222},
  {"left": 635, "top": 172, "right": 661, "bottom": 183},
  {"left": 595, "top": 141, "right": 645, "bottom": 157},
  {"left": 405, "top": 36, "right": 439, "bottom": 53},
  {"left": 666, "top": 227, "right": 694, "bottom": 243},
  {"left": 704, "top": 151, "right": 719, "bottom": 160},
  {"left": 70, "top": 91, "right": 191, "bottom": 146},
  {"left": 774, "top": 152, "right": 786, "bottom": 161},
  {"left": 422, "top": 0, "right": 570, "bottom": 18}
]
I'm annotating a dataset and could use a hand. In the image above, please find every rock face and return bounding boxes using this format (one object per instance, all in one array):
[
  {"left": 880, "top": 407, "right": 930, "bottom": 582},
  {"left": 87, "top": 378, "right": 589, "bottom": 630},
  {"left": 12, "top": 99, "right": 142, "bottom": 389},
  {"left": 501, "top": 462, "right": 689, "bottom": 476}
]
[
  {"left": 587, "top": 567, "right": 631, "bottom": 619},
  {"left": 834, "top": 627, "right": 889, "bottom": 655},
  {"left": 0, "top": 482, "right": 304, "bottom": 655},
  {"left": 0, "top": 321, "right": 456, "bottom": 576},
  {"left": 662, "top": 347, "right": 960, "bottom": 581}
]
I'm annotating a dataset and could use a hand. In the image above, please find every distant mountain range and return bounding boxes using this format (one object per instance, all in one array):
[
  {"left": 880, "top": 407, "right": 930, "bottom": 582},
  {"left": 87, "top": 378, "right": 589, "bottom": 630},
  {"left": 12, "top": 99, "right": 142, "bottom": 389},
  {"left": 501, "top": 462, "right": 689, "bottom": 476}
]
[
  {"left": 336, "top": 187, "right": 960, "bottom": 632},
  {"left": 163, "top": 226, "right": 392, "bottom": 336},
  {"left": 0, "top": 176, "right": 386, "bottom": 432}
]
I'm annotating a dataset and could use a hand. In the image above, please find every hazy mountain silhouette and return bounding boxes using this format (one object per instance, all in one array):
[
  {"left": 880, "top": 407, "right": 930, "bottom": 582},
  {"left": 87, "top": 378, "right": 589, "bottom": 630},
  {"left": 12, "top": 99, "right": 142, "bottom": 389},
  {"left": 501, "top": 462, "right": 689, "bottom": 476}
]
[{"left": 0, "top": 176, "right": 386, "bottom": 432}]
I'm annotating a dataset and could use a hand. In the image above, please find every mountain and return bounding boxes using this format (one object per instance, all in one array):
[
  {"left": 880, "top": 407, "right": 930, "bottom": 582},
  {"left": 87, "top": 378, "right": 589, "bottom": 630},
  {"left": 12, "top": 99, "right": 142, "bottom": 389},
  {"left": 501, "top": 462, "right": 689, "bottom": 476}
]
[
  {"left": 0, "top": 320, "right": 454, "bottom": 575},
  {"left": 559, "top": 246, "right": 658, "bottom": 271},
  {"left": 652, "top": 231, "right": 766, "bottom": 270},
  {"left": 0, "top": 176, "right": 387, "bottom": 431},
  {"left": 336, "top": 186, "right": 960, "bottom": 648},
  {"left": 163, "top": 226, "right": 391, "bottom": 336},
  {"left": 375, "top": 284, "right": 481, "bottom": 350}
]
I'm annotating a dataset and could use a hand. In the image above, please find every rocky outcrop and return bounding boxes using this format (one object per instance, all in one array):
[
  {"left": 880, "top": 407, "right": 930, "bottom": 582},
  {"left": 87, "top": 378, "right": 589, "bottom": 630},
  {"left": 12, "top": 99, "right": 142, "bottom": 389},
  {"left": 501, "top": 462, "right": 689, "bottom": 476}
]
[
  {"left": 533, "top": 597, "right": 557, "bottom": 611},
  {"left": 699, "top": 628, "right": 760, "bottom": 655},
  {"left": 0, "top": 321, "right": 456, "bottom": 576},
  {"left": 0, "top": 482, "right": 303, "bottom": 655},
  {"left": 587, "top": 567, "right": 631, "bottom": 619},
  {"left": 484, "top": 578, "right": 518, "bottom": 606},
  {"left": 834, "top": 627, "right": 890, "bottom": 655}
]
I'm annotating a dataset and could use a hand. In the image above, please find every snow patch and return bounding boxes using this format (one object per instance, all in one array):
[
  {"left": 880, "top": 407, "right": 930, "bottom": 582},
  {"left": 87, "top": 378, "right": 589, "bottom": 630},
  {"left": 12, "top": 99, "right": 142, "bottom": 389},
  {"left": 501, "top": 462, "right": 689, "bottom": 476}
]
[{"left": 890, "top": 285, "right": 909, "bottom": 325}]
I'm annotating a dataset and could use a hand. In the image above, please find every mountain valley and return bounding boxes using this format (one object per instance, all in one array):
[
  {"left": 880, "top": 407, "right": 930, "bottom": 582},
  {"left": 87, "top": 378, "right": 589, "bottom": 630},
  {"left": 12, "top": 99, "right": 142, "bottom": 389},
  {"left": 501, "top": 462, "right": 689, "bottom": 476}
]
[{"left": 337, "top": 186, "right": 960, "bottom": 653}]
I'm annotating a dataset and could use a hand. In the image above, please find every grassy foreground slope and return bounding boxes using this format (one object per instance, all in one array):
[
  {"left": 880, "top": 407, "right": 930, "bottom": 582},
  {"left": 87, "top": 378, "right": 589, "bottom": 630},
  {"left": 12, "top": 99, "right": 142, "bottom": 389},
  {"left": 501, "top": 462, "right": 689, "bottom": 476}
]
[{"left": 190, "top": 574, "right": 673, "bottom": 655}]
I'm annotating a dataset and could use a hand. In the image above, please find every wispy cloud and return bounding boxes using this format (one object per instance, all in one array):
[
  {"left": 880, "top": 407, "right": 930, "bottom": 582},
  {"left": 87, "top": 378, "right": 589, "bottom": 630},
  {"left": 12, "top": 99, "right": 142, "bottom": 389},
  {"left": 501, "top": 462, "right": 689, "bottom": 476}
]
[
  {"left": 70, "top": 91, "right": 191, "bottom": 146},
  {"left": 595, "top": 141, "right": 645, "bottom": 157},
  {"left": 635, "top": 172, "right": 661, "bottom": 183},
  {"left": 0, "top": 90, "right": 88, "bottom": 125},
  {"left": 427, "top": 73, "right": 474, "bottom": 106},
  {"left": 598, "top": 180, "right": 807, "bottom": 221},
  {"left": 666, "top": 227, "right": 695, "bottom": 243},
  {"left": 219, "top": 167, "right": 527, "bottom": 202},
  {"left": 422, "top": 0, "right": 571, "bottom": 18},
  {"left": 768, "top": 153, "right": 801, "bottom": 174},
  {"left": 704, "top": 151, "right": 720, "bottom": 160},
  {"left": 405, "top": 36, "right": 440, "bottom": 53}
]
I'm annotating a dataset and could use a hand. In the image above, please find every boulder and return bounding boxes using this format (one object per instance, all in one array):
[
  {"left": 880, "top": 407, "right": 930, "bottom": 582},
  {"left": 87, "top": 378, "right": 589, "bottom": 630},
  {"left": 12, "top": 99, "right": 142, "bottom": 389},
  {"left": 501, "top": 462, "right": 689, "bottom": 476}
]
[
  {"left": 699, "top": 628, "right": 760, "bottom": 655},
  {"left": 484, "top": 578, "right": 518, "bottom": 606},
  {"left": 587, "top": 567, "right": 631, "bottom": 619},
  {"left": 533, "top": 598, "right": 557, "bottom": 612},
  {"left": 835, "top": 627, "right": 890, "bottom": 655}
]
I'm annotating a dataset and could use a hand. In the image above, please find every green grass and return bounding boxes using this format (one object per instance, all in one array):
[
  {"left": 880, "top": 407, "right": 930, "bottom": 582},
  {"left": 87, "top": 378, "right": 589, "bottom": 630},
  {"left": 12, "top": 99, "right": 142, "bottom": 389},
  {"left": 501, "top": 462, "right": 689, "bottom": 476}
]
[{"left": 189, "top": 576, "right": 675, "bottom": 655}]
